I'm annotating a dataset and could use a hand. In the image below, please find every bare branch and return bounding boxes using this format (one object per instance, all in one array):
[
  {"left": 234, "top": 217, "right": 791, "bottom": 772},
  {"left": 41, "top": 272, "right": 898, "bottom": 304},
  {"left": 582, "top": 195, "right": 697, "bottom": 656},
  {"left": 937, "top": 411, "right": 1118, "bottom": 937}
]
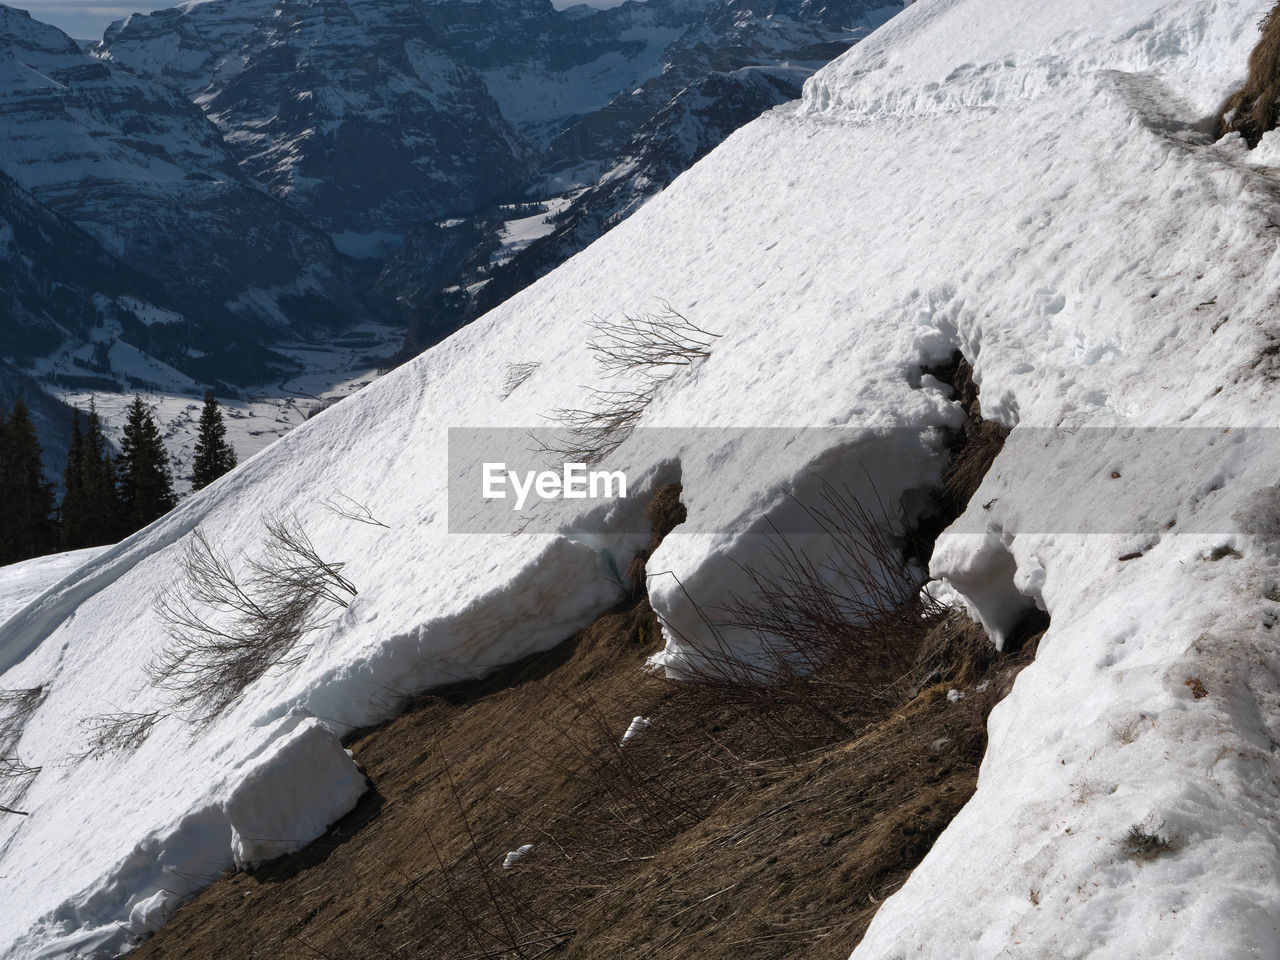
[
  {"left": 587, "top": 306, "right": 720, "bottom": 377},
  {"left": 0, "top": 687, "right": 46, "bottom": 756},
  {"left": 0, "top": 756, "right": 41, "bottom": 816},
  {"left": 538, "top": 306, "right": 720, "bottom": 467},
  {"left": 536, "top": 384, "right": 658, "bottom": 466},
  {"left": 319, "top": 493, "right": 390, "bottom": 529},
  {"left": 147, "top": 518, "right": 357, "bottom": 723},
  {"left": 654, "top": 478, "right": 947, "bottom": 751},
  {"left": 70, "top": 711, "right": 165, "bottom": 763}
]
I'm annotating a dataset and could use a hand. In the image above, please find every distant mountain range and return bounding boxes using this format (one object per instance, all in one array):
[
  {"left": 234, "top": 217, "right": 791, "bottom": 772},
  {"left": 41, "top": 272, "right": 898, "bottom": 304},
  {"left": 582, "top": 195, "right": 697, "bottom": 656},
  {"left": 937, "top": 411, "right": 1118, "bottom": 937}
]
[{"left": 1, "top": 0, "right": 903, "bottom": 394}]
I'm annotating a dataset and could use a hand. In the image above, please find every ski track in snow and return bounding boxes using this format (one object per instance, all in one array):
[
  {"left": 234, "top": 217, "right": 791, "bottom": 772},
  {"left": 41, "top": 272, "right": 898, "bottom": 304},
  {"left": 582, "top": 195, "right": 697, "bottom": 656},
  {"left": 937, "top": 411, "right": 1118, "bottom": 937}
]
[{"left": 4, "top": 0, "right": 1280, "bottom": 957}]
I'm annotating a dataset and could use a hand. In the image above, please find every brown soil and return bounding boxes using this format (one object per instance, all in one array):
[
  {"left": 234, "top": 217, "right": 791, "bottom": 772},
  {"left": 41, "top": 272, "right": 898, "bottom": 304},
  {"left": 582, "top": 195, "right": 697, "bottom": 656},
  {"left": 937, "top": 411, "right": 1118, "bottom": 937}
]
[
  {"left": 125, "top": 358, "right": 1037, "bottom": 960},
  {"left": 126, "top": 593, "right": 1039, "bottom": 960},
  {"left": 1220, "top": 4, "right": 1280, "bottom": 146}
]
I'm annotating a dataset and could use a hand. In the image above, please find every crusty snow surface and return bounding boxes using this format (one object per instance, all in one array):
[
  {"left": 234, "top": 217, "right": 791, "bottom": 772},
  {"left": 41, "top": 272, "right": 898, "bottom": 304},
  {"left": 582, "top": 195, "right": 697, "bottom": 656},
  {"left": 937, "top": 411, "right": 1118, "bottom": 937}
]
[{"left": 3, "top": 0, "right": 1280, "bottom": 956}]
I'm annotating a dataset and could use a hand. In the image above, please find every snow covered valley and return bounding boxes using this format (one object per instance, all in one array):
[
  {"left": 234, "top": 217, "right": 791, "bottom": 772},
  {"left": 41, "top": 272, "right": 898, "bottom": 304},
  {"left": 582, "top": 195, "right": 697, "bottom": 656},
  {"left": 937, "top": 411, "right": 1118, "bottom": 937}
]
[
  {"left": 31, "top": 321, "right": 401, "bottom": 496},
  {"left": 4, "top": 0, "right": 1280, "bottom": 957}
]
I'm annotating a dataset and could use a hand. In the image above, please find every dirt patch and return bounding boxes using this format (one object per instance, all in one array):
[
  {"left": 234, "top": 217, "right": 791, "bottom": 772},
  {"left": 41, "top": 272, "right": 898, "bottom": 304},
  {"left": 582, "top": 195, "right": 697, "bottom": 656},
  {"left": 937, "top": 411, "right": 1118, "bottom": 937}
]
[
  {"left": 1219, "top": 4, "right": 1280, "bottom": 146},
  {"left": 921, "top": 352, "right": 1010, "bottom": 528},
  {"left": 126, "top": 361, "right": 1035, "bottom": 960},
  {"left": 127, "top": 601, "right": 1039, "bottom": 960},
  {"left": 625, "top": 481, "right": 687, "bottom": 594}
]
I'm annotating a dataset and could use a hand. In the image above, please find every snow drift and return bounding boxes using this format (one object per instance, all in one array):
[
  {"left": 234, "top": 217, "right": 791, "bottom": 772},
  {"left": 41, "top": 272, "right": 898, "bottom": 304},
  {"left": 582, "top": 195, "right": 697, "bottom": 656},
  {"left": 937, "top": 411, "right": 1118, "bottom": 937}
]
[{"left": 3, "top": 0, "right": 1280, "bottom": 956}]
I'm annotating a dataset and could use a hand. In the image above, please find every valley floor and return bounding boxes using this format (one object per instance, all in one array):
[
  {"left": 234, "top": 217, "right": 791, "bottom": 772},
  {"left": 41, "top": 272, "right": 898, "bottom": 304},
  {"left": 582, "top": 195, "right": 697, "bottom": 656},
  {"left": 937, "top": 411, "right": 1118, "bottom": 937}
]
[{"left": 32, "top": 321, "right": 401, "bottom": 495}]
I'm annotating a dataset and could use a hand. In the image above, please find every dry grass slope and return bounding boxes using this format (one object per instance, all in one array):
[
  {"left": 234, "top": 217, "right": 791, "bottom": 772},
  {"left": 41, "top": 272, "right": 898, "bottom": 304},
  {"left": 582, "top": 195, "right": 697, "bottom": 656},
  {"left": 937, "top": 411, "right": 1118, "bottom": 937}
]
[
  {"left": 1220, "top": 3, "right": 1280, "bottom": 146},
  {"left": 124, "top": 357, "right": 1038, "bottom": 959}
]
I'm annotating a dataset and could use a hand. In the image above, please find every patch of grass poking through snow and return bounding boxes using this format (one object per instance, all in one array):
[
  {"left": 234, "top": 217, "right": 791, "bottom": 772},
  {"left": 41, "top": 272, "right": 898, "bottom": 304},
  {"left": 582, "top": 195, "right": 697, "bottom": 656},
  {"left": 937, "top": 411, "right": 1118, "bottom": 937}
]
[
  {"left": 1219, "top": 3, "right": 1280, "bottom": 146},
  {"left": 1123, "top": 824, "right": 1175, "bottom": 862},
  {"left": 148, "top": 516, "right": 356, "bottom": 724}
]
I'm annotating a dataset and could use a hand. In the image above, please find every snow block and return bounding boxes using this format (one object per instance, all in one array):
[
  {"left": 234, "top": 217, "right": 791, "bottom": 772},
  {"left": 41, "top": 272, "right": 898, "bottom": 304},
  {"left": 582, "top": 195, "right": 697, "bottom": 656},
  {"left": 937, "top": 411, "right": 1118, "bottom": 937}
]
[
  {"left": 223, "top": 718, "right": 366, "bottom": 870},
  {"left": 930, "top": 533, "right": 1036, "bottom": 650}
]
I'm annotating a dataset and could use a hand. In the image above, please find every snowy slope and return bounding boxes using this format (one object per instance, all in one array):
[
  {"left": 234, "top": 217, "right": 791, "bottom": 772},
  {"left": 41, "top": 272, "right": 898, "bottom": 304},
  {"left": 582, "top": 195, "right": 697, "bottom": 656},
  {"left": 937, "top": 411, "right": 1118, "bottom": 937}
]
[
  {"left": 0, "top": 549, "right": 106, "bottom": 627},
  {"left": 4, "top": 1, "right": 1280, "bottom": 958}
]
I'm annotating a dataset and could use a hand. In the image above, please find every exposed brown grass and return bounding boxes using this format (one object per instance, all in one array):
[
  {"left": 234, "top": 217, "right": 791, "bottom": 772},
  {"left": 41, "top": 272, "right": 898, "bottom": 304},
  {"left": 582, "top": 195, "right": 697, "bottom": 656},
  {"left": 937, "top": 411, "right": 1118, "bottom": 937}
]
[
  {"left": 624, "top": 482, "right": 688, "bottom": 594},
  {"left": 126, "top": 588, "right": 1040, "bottom": 960},
  {"left": 924, "top": 353, "right": 1009, "bottom": 518},
  {"left": 1220, "top": 4, "right": 1280, "bottom": 146},
  {"left": 126, "top": 354, "right": 1031, "bottom": 960}
]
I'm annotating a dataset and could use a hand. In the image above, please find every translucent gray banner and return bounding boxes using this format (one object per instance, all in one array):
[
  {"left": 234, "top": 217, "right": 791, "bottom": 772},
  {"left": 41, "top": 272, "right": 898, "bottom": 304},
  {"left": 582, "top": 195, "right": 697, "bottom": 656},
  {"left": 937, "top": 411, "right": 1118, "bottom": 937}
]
[{"left": 446, "top": 426, "right": 1280, "bottom": 538}]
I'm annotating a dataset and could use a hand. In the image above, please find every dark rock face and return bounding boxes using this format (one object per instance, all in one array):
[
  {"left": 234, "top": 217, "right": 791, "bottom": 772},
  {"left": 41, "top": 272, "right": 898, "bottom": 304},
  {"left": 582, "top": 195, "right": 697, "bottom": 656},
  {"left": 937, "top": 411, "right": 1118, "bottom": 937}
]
[
  {"left": 100, "top": 0, "right": 707, "bottom": 250},
  {"left": 0, "top": 167, "right": 279, "bottom": 384},
  {"left": 0, "top": 4, "right": 366, "bottom": 352},
  {"left": 1, "top": 0, "right": 901, "bottom": 393}
]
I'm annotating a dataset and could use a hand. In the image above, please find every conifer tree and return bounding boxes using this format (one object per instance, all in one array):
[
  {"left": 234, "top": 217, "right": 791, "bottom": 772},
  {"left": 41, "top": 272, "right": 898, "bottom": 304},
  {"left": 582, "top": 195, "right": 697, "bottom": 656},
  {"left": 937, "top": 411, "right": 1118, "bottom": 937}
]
[
  {"left": 0, "top": 401, "right": 57, "bottom": 563},
  {"left": 191, "top": 391, "right": 238, "bottom": 491},
  {"left": 60, "top": 407, "right": 90, "bottom": 549},
  {"left": 117, "top": 395, "right": 175, "bottom": 535},
  {"left": 80, "top": 398, "right": 121, "bottom": 546}
]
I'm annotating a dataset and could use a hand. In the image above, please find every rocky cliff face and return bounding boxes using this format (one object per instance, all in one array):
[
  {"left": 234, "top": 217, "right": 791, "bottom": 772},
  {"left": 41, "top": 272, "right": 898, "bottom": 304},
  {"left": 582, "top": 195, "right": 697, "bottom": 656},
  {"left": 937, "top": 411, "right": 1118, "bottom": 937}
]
[
  {"left": 0, "top": 164, "right": 283, "bottom": 386},
  {"left": 100, "top": 0, "right": 703, "bottom": 254},
  {"left": 0, "top": 4, "right": 366, "bottom": 368},
  {"left": 0, "top": 0, "right": 902, "bottom": 393}
]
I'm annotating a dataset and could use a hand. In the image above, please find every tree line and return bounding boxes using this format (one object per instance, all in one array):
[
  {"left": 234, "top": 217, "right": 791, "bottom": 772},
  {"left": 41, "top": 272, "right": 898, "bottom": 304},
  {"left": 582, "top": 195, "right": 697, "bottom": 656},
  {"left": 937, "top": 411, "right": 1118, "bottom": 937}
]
[{"left": 0, "top": 391, "right": 238, "bottom": 565}]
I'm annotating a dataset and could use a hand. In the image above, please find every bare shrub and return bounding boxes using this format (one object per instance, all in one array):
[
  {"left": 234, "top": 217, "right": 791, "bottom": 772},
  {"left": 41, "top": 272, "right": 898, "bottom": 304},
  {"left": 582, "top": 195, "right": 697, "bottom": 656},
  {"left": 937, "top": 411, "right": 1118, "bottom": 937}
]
[
  {"left": 72, "top": 711, "right": 165, "bottom": 762},
  {"left": 1123, "top": 823, "right": 1174, "bottom": 861},
  {"left": 254, "top": 515, "right": 358, "bottom": 611},
  {"left": 500, "top": 362, "right": 542, "bottom": 401},
  {"left": 540, "top": 307, "right": 720, "bottom": 466},
  {"left": 538, "top": 385, "right": 658, "bottom": 466},
  {"left": 586, "top": 306, "right": 719, "bottom": 376},
  {"left": 655, "top": 479, "right": 946, "bottom": 753},
  {"left": 0, "top": 686, "right": 46, "bottom": 755},
  {"left": 148, "top": 517, "right": 357, "bottom": 723},
  {"left": 0, "top": 756, "right": 41, "bottom": 816}
]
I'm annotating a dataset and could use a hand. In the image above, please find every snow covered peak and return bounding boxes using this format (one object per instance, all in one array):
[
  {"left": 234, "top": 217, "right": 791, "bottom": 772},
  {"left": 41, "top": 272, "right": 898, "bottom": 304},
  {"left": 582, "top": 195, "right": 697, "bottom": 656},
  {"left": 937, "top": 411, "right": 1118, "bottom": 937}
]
[{"left": 0, "top": 4, "right": 84, "bottom": 58}]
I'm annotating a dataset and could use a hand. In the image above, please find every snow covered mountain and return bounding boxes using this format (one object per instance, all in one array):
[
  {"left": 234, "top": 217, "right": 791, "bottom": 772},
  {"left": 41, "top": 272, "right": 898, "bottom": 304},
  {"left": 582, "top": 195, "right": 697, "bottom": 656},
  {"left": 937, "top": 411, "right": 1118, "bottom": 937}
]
[
  {"left": 0, "top": 4, "right": 369, "bottom": 380},
  {"left": 99, "top": 0, "right": 902, "bottom": 325},
  {"left": 5, "top": 0, "right": 1280, "bottom": 958},
  {"left": 1, "top": 0, "right": 904, "bottom": 465},
  {"left": 384, "top": 0, "right": 904, "bottom": 347},
  {"left": 0, "top": 162, "right": 288, "bottom": 388}
]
